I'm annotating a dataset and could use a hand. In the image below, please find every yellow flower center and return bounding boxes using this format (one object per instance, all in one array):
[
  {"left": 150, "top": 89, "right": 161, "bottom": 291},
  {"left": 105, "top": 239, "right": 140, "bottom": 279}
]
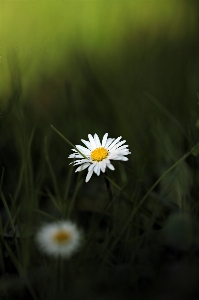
[
  {"left": 91, "top": 147, "right": 108, "bottom": 161},
  {"left": 53, "top": 230, "right": 72, "bottom": 244}
]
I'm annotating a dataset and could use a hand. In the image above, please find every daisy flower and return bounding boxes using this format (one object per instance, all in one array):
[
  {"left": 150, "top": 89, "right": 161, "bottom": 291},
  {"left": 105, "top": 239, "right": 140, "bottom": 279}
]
[
  {"left": 35, "top": 221, "right": 81, "bottom": 258},
  {"left": 69, "top": 133, "right": 131, "bottom": 182}
]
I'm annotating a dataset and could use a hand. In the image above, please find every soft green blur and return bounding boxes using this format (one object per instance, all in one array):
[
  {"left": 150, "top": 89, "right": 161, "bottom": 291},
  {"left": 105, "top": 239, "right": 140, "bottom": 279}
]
[
  {"left": 2, "top": 2, "right": 199, "bottom": 298},
  {"left": 1, "top": 0, "right": 196, "bottom": 101},
  {"left": 2, "top": 0, "right": 199, "bottom": 194}
]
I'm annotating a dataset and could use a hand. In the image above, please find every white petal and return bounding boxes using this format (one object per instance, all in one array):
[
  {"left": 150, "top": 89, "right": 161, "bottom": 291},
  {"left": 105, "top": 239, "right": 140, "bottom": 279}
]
[
  {"left": 94, "top": 163, "right": 100, "bottom": 176},
  {"left": 88, "top": 163, "right": 96, "bottom": 172},
  {"left": 110, "top": 140, "right": 126, "bottom": 151},
  {"left": 102, "top": 133, "right": 108, "bottom": 147},
  {"left": 111, "top": 149, "right": 130, "bottom": 156},
  {"left": 69, "top": 154, "right": 84, "bottom": 159},
  {"left": 100, "top": 161, "right": 106, "bottom": 173},
  {"left": 119, "top": 151, "right": 130, "bottom": 156},
  {"left": 120, "top": 157, "right": 128, "bottom": 161},
  {"left": 86, "top": 168, "right": 94, "bottom": 182},
  {"left": 88, "top": 134, "right": 97, "bottom": 149},
  {"left": 73, "top": 159, "right": 89, "bottom": 166},
  {"left": 94, "top": 134, "right": 101, "bottom": 147},
  {"left": 105, "top": 138, "right": 115, "bottom": 148},
  {"left": 103, "top": 158, "right": 110, "bottom": 165},
  {"left": 110, "top": 156, "right": 128, "bottom": 161},
  {"left": 76, "top": 145, "right": 90, "bottom": 154},
  {"left": 107, "top": 163, "right": 115, "bottom": 171},
  {"left": 81, "top": 139, "right": 93, "bottom": 150},
  {"left": 75, "top": 163, "right": 90, "bottom": 172},
  {"left": 68, "top": 154, "right": 77, "bottom": 158},
  {"left": 113, "top": 145, "right": 129, "bottom": 151},
  {"left": 107, "top": 136, "right": 122, "bottom": 150}
]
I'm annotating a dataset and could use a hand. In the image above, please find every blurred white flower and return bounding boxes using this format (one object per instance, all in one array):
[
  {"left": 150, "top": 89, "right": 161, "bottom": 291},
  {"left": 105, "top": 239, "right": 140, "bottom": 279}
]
[
  {"left": 35, "top": 221, "right": 81, "bottom": 258},
  {"left": 69, "top": 133, "right": 131, "bottom": 182}
]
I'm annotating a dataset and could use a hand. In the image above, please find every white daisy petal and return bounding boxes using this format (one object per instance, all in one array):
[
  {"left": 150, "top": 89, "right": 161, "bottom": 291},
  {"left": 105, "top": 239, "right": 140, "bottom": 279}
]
[
  {"left": 93, "top": 164, "right": 98, "bottom": 175},
  {"left": 88, "top": 134, "right": 97, "bottom": 149},
  {"left": 107, "top": 136, "right": 122, "bottom": 150},
  {"left": 88, "top": 163, "right": 96, "bottom": 172},
  {"left": 118, "top": 150, "right": 131, "bottom": 156},
  {"left": 94, "top": 134, "right": 101, "bottom": 147},
  {"left": 68, "top": 154, "right": 76, "bottom": 158},
  {"left": 120, "top": 157, "right": 128, "bottom": 161},
  {"left": 110, "top": 140, "right": 126, "bottom": 151},
  {"left": 104, "top": 158, "right": 110, "bottom": 165},
  {"left": 94, "top": 163, "right": 101, "bottom": 176},
  {"left": 69, "top": 154, "right": 85, "bottom": 159},
  {"left": 113, "top": 146, "right": 129, "bottom": 153},
  {"left": 81, "top": 139, "right": 93, "bottom": 150},
  {"left": 111, "top": 156, "right": 128, "bottom": 161},
  {"left": 110, "top": 149, "right": 130, "bottom": 156},
  {"left": 75, "top": 163, "right": 90, "bottom": 172},
  {"left": 100, "top": 161, "right": 106, "bottom": 173},
  {"left": 86, "top": 168, "right": 94, "bottom": 182},
  {"left": 107, "top": 163, "right": 115, "bottom": 171},
  {"left": 102, "top": 133, "right": 108, "bottom": 147},
  {"left": 76, "top": 145, "right": 90, "bottom": 154},
  {"left": 73, "top": 159, "right": 89, "bottom": 166},
  {"left": 105, "top": 138, "right": 115, "bottom": 148}
]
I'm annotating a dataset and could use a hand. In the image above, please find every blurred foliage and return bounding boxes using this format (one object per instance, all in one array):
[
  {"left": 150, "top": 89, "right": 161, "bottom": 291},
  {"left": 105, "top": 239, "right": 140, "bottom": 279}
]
[
  {"left": 2, "top": 0, "right": 199, "bottom": 299},
  {"left": 1, "top": 0, "right": 199, "bottom": 171}
]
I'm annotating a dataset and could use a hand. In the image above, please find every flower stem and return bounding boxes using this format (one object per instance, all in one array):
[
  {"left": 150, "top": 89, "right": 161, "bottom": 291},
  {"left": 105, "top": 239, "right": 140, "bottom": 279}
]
[
  {"left": 104, "top": 172, "right": 113, "bottom": 232},
  {"left": 104, "top": 171, "right": 113, "bottom": 204},
  {"left": 51, "top": 125, "right": 87, "bottom": 159}
]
